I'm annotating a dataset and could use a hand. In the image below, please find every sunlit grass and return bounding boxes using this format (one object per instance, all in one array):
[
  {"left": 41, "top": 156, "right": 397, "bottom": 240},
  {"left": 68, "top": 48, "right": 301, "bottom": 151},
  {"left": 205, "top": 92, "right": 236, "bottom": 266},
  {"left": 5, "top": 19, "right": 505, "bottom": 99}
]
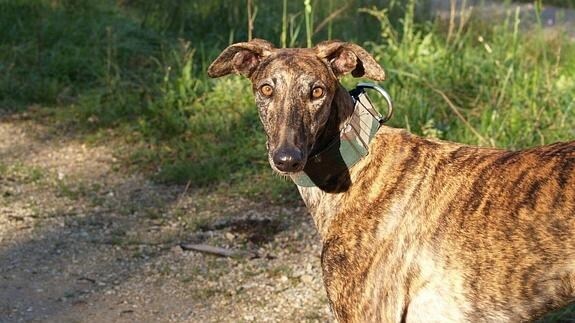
[{"left": 1, "top": 1, "right": 573, "bottom": 208}]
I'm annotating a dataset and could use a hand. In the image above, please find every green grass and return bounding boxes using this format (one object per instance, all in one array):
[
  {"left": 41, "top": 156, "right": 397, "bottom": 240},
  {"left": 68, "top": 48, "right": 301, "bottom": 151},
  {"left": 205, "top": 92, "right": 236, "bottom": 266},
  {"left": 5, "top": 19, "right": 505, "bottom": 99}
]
[
  {"left": 0, "top": 162, "right": 45, "bottom": 184},
  {"left": 365, "top": 4, "right": 575, "bottom": 149},
  {"left": 1, "top": 0, "right": 574, "bottom": 206}
]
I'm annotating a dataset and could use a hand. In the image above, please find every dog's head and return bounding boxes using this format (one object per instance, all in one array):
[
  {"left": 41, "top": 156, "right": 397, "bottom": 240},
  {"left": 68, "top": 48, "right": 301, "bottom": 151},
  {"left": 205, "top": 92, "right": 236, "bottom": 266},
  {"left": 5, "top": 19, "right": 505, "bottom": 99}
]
[{"left": 208, "top": 39, "right": 385, "bottom": 175}]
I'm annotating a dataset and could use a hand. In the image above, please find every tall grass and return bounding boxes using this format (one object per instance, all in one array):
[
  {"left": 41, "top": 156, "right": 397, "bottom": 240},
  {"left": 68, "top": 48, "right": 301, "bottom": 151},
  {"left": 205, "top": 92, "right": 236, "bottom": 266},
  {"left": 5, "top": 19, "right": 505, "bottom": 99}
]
[
  {"left": 1, "top": 0, "right": 574, "bottom": 205},
  {"left": 360, "top": 0, "right": 575, "bottom": 151}
]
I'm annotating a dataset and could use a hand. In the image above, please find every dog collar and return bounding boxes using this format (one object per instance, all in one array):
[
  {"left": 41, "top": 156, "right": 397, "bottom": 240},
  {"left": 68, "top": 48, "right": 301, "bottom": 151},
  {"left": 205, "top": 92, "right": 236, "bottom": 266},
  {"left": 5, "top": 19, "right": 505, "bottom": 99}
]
[{"left": 291, "top": 83, "right": 393, "bottom": 188}]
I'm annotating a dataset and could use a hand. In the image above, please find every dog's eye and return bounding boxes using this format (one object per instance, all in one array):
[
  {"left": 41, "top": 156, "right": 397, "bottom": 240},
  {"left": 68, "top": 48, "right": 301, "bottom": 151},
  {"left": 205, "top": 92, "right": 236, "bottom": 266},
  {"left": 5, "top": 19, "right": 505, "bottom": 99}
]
[
  {"left": 312, "top": 87, "right": 324, "bottom": 99},
  {"left": 260, "top": 84, "right": 274, "bottom": 97}
]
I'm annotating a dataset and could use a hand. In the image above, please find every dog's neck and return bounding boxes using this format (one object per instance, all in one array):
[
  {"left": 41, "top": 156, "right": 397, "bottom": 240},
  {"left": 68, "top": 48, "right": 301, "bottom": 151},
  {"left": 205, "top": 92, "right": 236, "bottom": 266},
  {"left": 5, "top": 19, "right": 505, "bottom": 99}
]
[
  {"left": 296, "top": 84, "right": 357, "bottom": 236},
  {"left": 290, "top": 84, "right": 357, "bottom": 190},
  {"left": 311, "top": 84, "right": 355, "bottom": 156}
]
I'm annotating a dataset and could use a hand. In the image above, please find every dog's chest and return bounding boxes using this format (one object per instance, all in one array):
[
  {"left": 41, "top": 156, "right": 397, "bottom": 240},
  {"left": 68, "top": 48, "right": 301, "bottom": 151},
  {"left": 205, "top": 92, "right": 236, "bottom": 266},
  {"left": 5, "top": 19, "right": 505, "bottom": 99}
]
[
  {"left": 321, "top": 238, "right": 473, "bottom": 322},
  {"left": 405, "top": 284, "right": 473, "bottom": 322}
]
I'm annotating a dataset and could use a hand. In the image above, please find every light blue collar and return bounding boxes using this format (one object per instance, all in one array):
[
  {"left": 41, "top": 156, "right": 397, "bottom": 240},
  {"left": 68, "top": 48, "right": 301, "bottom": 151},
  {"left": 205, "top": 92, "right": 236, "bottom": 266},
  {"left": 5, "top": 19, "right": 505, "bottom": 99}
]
[{"left": 291, "top": 83, "right": 393, "bottom": 188}]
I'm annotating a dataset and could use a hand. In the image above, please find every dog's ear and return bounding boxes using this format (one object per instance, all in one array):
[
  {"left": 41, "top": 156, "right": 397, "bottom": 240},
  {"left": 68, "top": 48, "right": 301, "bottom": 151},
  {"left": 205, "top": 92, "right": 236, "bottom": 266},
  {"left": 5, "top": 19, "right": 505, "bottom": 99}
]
[
  {"left": 207, "top": 39, "right": 274, "bottom": 78},
  {"left": 314, "top": 40, "right": 385, "bottom": 81}
]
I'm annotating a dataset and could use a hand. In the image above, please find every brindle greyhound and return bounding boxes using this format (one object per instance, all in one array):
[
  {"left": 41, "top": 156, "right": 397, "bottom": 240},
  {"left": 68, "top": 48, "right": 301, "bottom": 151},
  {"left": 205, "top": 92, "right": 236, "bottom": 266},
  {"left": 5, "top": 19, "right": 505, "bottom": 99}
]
[{"left": 208, "top": 39, "right": 575, "bottom": 322}]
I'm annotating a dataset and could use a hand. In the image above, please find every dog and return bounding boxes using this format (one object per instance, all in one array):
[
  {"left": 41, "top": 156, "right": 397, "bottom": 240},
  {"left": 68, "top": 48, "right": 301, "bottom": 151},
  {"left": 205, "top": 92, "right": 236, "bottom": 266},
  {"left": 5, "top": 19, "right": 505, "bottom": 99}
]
[{"left": 208, "top": 39, "right": 575, "bottom": 322}]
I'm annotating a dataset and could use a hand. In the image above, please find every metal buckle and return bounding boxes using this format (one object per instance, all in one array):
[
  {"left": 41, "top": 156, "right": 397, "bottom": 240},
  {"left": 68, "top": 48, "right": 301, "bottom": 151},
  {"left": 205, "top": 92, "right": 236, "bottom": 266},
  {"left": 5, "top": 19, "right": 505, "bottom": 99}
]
[{"left": 350, "top": 83, "right": 394, "bottom": 124}]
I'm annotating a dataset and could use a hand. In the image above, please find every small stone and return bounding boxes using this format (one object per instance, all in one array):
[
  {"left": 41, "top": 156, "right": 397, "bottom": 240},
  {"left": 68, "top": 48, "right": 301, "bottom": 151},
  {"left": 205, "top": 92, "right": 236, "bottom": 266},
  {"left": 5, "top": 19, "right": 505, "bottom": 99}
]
[
  {"left": 225, "top": 232, "right": 235, "bottom": 241},
  {"left": 171, "top": 245, "right": 184, "bottom": 256},
  {"left": 300, "top": 274, "right": 313, "bottom": 284},
  {"left": 279, "top": 275, "right": 288, "bottom": 283}
]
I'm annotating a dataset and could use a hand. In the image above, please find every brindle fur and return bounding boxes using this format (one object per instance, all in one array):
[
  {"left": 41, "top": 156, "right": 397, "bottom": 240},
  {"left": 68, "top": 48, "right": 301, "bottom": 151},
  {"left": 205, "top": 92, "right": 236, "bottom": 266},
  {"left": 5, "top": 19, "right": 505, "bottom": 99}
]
[{"left": 208, "top": 39, "right": 575, "bottom": 322}]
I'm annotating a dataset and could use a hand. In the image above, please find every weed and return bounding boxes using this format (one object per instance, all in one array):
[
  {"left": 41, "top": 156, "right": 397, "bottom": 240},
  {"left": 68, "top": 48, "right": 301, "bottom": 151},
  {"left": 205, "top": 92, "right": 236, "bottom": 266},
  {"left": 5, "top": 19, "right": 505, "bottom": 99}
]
[
  {"left": 56, "top": 180, "right": 93, "bottom": 201},
  {"left": 183, "top": 215, "right": 211, "bottom": 232},
  {"left": 267, "top": 265, "right": 293, "bottom": 279},
  {"left": 0, "top": 162, "right": 45, "bottom": 184}
]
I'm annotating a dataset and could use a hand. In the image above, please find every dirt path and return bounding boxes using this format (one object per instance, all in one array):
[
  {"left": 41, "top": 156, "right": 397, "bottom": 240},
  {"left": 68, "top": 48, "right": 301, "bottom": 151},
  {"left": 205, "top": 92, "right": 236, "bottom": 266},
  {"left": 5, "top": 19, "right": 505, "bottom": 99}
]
[{"left": 0, "top": 115, "right": 330, "bottom": 322}]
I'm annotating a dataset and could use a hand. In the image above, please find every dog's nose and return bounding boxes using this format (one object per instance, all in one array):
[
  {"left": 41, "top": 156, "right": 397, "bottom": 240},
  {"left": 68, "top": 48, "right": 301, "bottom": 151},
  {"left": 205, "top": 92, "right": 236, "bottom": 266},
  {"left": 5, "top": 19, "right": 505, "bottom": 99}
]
[{"left": 272, "top": 147, "right": 304, "bottom": 172}]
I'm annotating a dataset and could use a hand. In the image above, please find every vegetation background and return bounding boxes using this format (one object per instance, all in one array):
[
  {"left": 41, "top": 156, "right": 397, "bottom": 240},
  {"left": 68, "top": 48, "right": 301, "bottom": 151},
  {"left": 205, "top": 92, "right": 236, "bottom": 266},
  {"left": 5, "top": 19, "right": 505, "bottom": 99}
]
[
  {"left": 2, "top": 0, "right": 574, "bottom": 198},
  {"left": 1, "top": 0, "right": 574, "bottom": 321}
]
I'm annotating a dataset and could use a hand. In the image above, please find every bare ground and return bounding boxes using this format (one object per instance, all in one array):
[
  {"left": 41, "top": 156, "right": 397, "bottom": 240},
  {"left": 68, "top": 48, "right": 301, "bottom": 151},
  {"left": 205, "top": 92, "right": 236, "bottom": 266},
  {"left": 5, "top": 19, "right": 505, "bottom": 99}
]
[{"left": 0, "top": 114, "right": 330, "bottom": 322}]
